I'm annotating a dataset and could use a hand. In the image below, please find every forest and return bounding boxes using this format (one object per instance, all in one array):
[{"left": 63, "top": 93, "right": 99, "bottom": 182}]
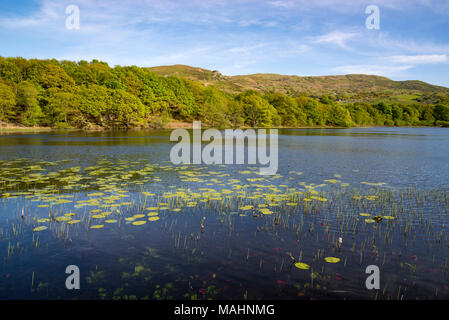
[{"left": 1, "top": 56, "right": 449, "bottom": 129}]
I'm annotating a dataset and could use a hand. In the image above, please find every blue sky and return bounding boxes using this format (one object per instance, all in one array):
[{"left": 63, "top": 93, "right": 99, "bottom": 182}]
[{"left": 1, "top": 0, "right": 448, "bottom": 86}]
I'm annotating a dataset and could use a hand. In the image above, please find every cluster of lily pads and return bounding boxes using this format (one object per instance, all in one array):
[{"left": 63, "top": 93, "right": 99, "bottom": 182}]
[{"left": 1, "top": 157, "right": 448, "bottom": 299}]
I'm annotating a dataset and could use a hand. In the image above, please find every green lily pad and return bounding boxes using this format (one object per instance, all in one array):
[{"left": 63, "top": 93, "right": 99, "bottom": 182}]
[
  {"left": 33, "top": 226, "right": 48, "bottom": 232},
  {"left": 294, "top": 262, "right": 310, "bottom": 270},
  {"left": 324, "top": 257, "right": 340, "bottom": 263}
]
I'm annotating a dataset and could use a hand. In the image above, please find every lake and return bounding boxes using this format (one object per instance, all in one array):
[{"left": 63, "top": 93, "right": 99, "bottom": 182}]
[{"left": 0, "top": 127, "right": 448, "bottom": 299}]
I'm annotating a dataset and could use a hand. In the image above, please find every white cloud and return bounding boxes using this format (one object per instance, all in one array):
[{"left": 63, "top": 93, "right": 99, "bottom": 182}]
[
  {"left": 311, "top": 31, "right": 359, "bottom": 48},
  {"left": 374, "top": 33, "right": 449, "bottom": 54},
  {"left": 267, "top": 1, "right": 295, "bottom": 8},
  {"left": 388, "top": 54, "right": 448, "bottom": 64}
]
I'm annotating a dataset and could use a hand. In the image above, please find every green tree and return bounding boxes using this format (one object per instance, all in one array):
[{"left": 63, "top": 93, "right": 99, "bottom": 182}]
[
  {"left": 16, "top": 81, "right": 43, "bottom": 126},
  {"left": 44, "top": 88, "right": 78, "bottom": 127},
  {"left": 433, "top": 104, "right": 449, "bottom": 121},
  {"left": 76, "top": 84, "right": 111, "bottom": 127},
  {"left": 200, "top": 87, "right": 230, "bottom": 127},
  {"left": 236, "top": 91, "right": 279, "bottom": 127},
  {"left": 109, "top": 89, "right": 148, "bottom": 128},
  {"left": 297, "top": 97, "right": 325, "bottom": 126},
  {"left": 39, "top": 64, "right": 76, "bottom": 91},
  {"left": 0, "top": 82, "right": 16, "bottom": 122},
  {"left": 264, "top": 92, "right": 307, "bottom": 126},
  {"left": 325, "top": 104, "right": 354, "bottom": 127}
]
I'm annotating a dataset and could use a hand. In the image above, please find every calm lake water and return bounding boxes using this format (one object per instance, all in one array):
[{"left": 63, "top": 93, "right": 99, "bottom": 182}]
[{"left": 0, "top": 127, "right": 448, "bottom": 300}]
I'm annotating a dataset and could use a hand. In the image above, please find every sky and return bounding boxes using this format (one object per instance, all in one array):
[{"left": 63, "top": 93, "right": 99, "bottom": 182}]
[{"left": 0, "top": 0, "right": 448, "bottom": 86}]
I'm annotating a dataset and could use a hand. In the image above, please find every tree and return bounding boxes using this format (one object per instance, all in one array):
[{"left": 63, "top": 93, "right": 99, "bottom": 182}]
[
  {"left": 348, "top": 103, "right": 373, "bottom": 126},
  {"left": 200, "top": 87, "right": 230, "bottom": 127},
  {"left": 44, "top": 88, "right": 78, "bottom": 127},
  {"left": 109, "top": 89, "right": 148, "bottom": 128},
  {"left": 76, "top": 84, "right": 111, "bottom": 127},
  {"left": 16, "top": 81, "right": 43, "bottom": 126},
  {"left": 0, "top": 82, "right": 16, "bottom": 122},
  {"left": 325, "top": 104, "right": 354, "bottom": 127},
  {"left": 297, "top": 97, "right": 325, "bottom": 126},
  {"left": 434, "top": 104, "right": 449, "bottom": 121},
  {"left": 264, "top": 92, "right": 307, "bottom": 126},
  {"left": 39, "top": 64, "right": 76, "bottom": 91},
  {"left": 226, "top": 100, "right": 244, "bottom": 127},
  {"left": 236, "top": 91, "right": 280, "bottom": 127}
]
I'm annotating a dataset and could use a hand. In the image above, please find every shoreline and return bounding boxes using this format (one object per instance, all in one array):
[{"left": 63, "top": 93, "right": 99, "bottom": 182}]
[{"left": 0, "top": 122, "right": 447, "bottom": 133}]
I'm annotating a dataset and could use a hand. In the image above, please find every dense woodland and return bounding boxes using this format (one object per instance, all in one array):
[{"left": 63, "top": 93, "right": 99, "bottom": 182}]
[{"left": 1, "top": 57, "right": 449, "bottom": 129}]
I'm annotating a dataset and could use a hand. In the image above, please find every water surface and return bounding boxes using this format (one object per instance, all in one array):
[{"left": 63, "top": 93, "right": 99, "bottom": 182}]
[{"left": 0, "top": 127, "right": 448, "bottom": 300}]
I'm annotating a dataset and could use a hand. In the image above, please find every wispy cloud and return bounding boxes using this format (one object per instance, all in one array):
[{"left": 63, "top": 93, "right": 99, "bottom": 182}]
[
  {"left": 388, "top": 54, "right": 448, "bottom": 64},
  {"left": 311, "top": 31, "right": 359, "bottom": 49},
  {"left": 374, "top": 33, "right": 449, "bottom": 54},
  {"left": 267, "top": 1, "right": 295, "bottom": 9}
]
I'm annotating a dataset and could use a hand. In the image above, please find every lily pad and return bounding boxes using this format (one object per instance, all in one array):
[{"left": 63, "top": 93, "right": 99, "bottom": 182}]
[
  {"left": 324, "top": 257, "right": 340, "bottom": 263},
  {"left": 33, "top": 226, "right": 48, "bottom": 232},
  {"left": 294, "top": 262, "right": 310, "bottom": 270}
]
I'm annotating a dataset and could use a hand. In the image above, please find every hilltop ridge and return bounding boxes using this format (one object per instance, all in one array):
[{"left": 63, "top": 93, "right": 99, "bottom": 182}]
[{"left": 148, "top": 64, "right": 448, "bottom": 97}]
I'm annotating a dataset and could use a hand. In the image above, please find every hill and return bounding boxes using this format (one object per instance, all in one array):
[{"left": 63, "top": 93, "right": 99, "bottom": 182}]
[{"left": 148, "top": 65, "right": 448, "bottom": 97}]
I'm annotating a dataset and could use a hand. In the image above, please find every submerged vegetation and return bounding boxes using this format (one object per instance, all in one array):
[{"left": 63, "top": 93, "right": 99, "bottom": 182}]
[
  {"left": 1, "top": 57, "right": 449, "bottom": 129},
  {"left": 1, "top": 156, "right": 448, "bottom": 299}
]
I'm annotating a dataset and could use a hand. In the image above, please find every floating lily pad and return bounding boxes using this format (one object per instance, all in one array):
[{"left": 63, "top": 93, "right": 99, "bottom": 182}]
[
  {"left": 55, "top": 216, "right": 71, "bottom": 222},
  {"left": 294, "top": 262, "right": 310, "bottom": 270},
  {"left": 147, "top": 212, "right": 159, "bottom": 216},
  {"left": 324, "top": 257, "right": 340, "bottom": 263},
  {"left": 33, "top": 226, "right": 48, "bottom": 232}
]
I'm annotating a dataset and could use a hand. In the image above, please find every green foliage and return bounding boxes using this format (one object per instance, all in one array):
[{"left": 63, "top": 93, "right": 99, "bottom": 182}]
[
  {"left": 16, "top": 81, "right": 44, "bottom": 126},
  {"left": 0, "top": 82, "right": 16, "bottom": 121},
  {"left": 0, "top": 56, "right": 448, "bottom": 129},
  {"left": 325, "top": 104, "right": 354, "bottom": 127},
  {"left": 433, "top": 104, "right": 449, "bottom": 121},
  {"left": 264, "top": 92, "right": 307, "bottom": 126},
  {"left": 236, "top": 91, "right": 280, "bottom": 127},
  {"left": 44, "top": 88, "right": 78, "bottom": 126}
]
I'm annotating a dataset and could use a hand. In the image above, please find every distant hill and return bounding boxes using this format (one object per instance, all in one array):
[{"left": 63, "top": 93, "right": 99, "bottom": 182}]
[{"left": 148, "top": 64, "right": 449, "bottom": 97}]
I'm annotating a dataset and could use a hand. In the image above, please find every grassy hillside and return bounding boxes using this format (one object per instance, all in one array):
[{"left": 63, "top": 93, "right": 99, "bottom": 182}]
[{"left": 148, "top": 65, "right": 449, "bottom": 97}]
